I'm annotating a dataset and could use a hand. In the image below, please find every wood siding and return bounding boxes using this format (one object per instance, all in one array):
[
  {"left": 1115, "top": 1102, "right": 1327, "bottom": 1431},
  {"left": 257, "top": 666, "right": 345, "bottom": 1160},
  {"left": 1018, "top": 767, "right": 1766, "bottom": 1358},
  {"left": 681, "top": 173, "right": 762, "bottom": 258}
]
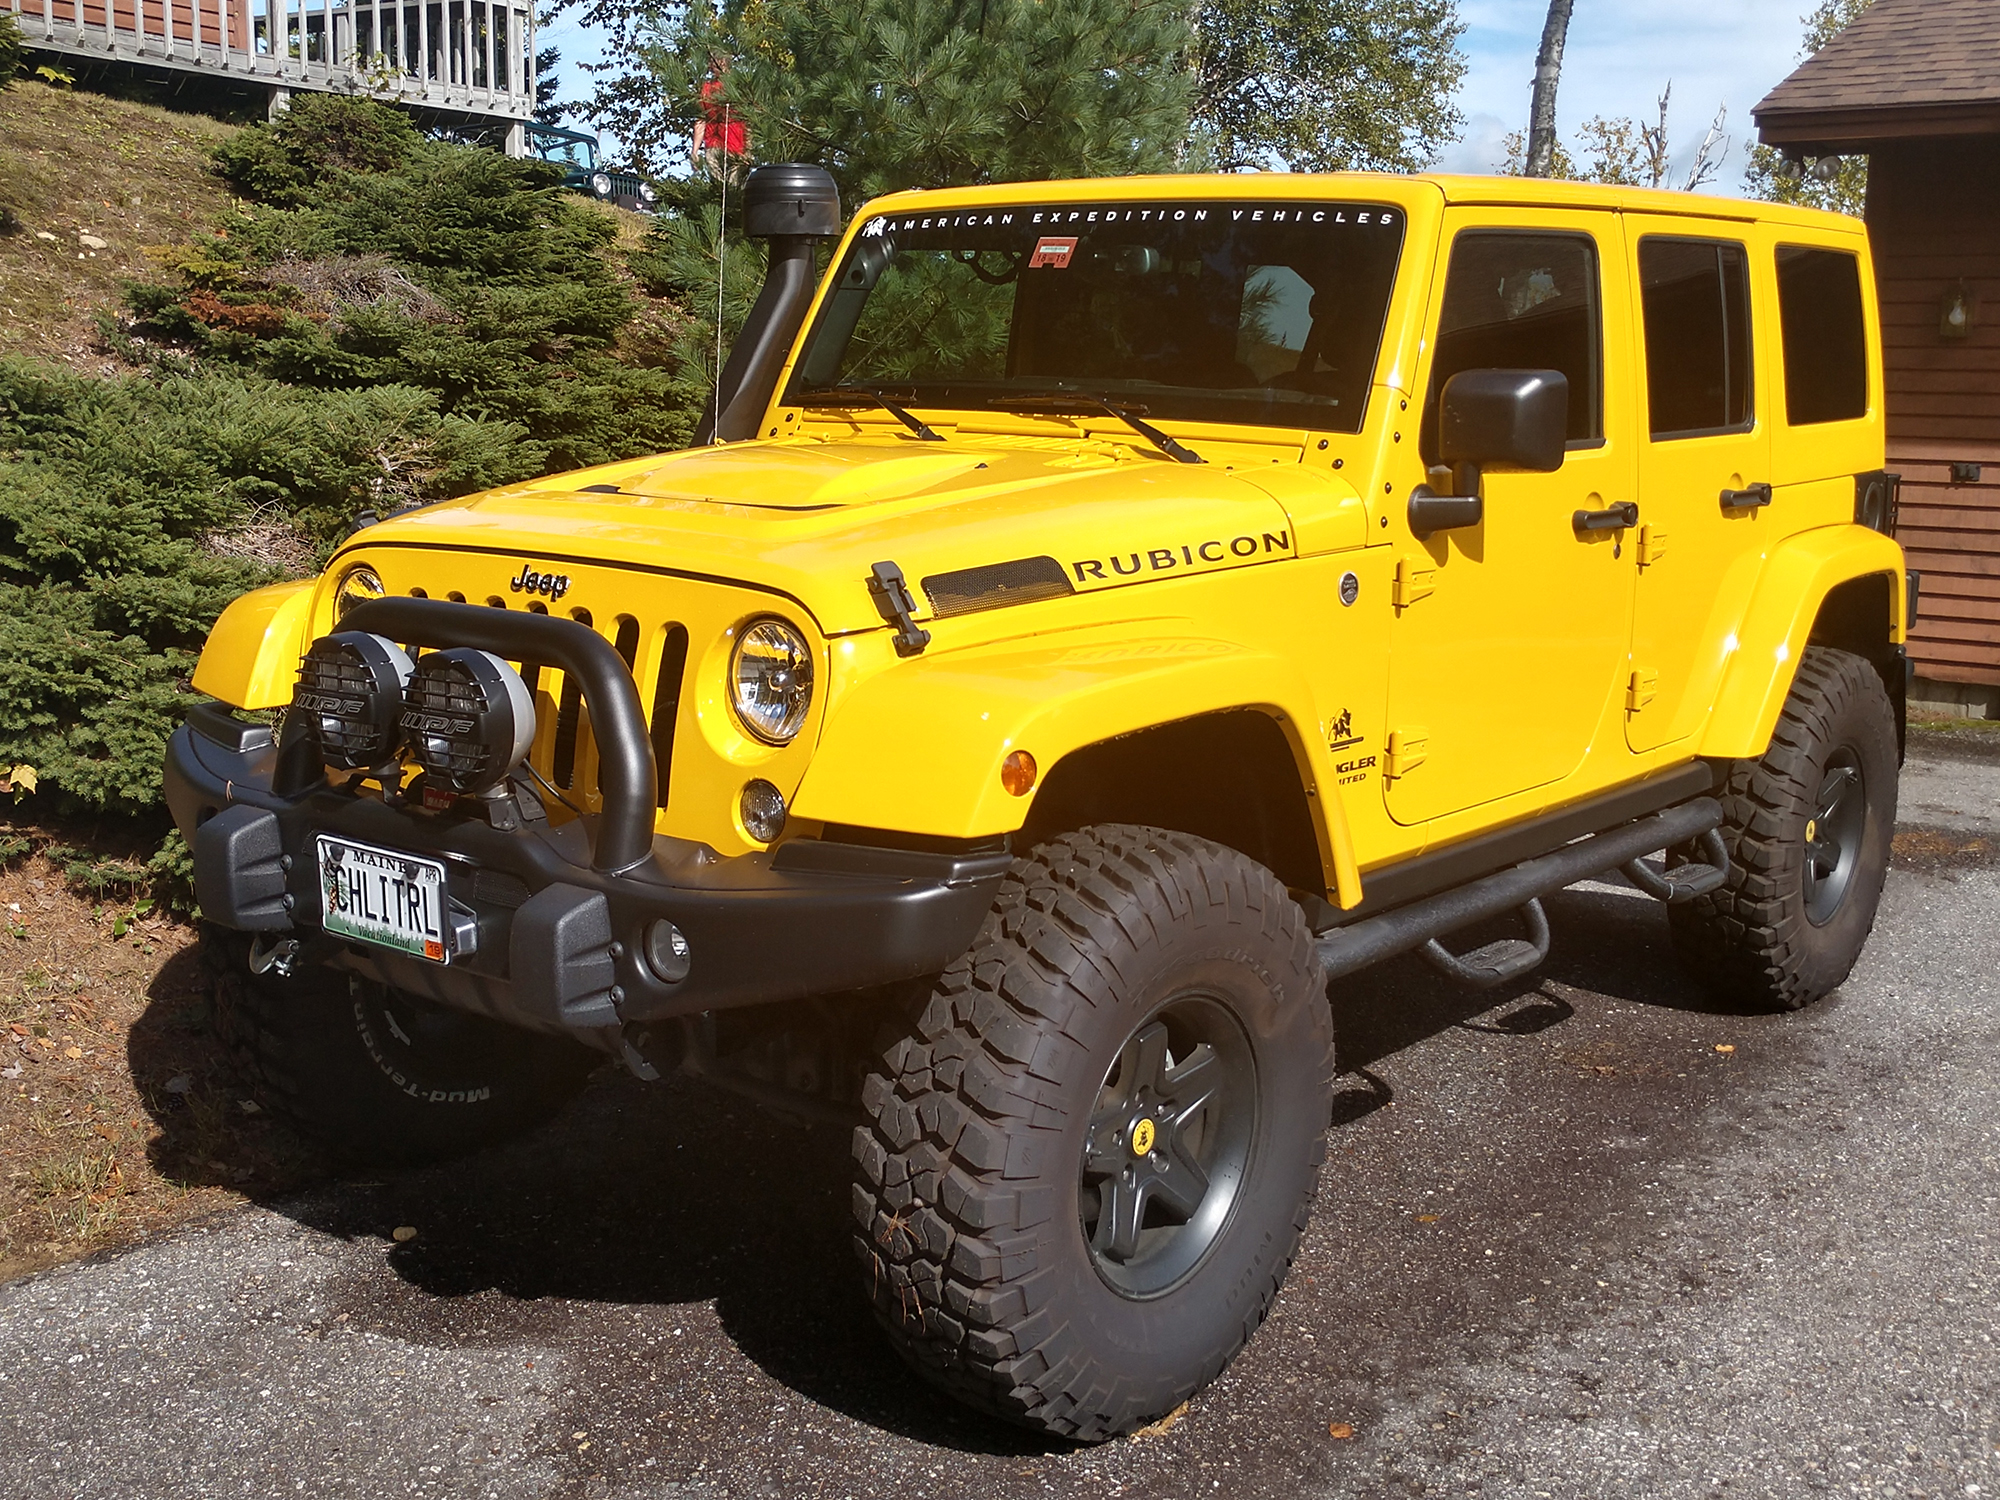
[{"left": 1868, "top": 137, "right": 2000, "bottom": 686}]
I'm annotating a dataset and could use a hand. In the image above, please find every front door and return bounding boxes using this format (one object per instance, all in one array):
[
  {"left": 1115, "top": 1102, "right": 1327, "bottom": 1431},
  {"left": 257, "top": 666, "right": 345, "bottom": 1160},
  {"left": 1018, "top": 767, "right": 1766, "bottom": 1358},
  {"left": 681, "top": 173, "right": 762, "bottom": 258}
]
[
  {"left": 1624, "top": 224, "right": 1774, "bottom": 752},
  {"left": 1384, "top": 211, "right": 1638, "bottom": 826}
]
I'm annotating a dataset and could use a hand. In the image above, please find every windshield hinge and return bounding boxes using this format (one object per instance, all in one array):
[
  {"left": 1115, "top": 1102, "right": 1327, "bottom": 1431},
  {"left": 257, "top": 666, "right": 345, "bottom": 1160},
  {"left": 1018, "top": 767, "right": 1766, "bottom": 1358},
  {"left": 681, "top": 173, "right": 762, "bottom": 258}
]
[{"left": 867, "top": 561, "right": 932, "bottom": 657}]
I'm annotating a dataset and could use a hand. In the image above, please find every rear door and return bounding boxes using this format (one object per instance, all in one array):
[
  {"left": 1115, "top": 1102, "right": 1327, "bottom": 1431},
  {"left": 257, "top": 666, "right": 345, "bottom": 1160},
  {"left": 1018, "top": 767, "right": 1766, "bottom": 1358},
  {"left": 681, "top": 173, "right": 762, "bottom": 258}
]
[{"left": 1625, "top": 221, "right": 1774, "bottom": 752}]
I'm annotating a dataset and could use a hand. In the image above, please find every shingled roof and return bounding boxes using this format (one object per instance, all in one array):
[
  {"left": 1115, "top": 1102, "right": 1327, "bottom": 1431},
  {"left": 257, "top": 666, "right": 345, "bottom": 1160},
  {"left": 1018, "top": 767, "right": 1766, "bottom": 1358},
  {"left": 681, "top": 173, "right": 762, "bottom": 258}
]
[{"left": 1753, "top": 0, "right": 2000, "bottom": 150}]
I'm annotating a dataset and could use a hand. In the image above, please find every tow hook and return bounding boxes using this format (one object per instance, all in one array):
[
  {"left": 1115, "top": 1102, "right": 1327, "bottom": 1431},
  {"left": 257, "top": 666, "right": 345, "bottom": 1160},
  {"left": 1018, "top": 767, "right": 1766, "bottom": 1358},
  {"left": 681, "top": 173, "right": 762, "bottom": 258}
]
[{"left": 248, "top": 935, "right": 301, "bottom": 979}]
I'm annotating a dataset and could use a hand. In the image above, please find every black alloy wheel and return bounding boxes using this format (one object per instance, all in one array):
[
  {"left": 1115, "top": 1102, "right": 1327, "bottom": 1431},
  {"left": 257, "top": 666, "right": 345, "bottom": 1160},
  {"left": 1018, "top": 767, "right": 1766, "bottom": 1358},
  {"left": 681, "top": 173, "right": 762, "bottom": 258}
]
[
  {"left": 853, "top": 825, "right": 1334, "bottom": 1440},
  {"left": 1803, "top": 750, "right": 1867, "bottom": 926},
  {"left": 1080, "top": 999, "right": 1256, "bottom": 1299},
  {"left": 1668, "top": 645, "right": 1898, "bottom": 1010}
]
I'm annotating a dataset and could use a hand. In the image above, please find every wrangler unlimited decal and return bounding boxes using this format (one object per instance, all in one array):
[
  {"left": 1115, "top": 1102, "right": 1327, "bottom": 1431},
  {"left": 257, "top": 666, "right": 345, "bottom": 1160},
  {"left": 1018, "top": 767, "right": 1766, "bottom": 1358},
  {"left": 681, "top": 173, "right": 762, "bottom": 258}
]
[{"left": 1071, "top": 531, "right": 1292, "bottom": 584}]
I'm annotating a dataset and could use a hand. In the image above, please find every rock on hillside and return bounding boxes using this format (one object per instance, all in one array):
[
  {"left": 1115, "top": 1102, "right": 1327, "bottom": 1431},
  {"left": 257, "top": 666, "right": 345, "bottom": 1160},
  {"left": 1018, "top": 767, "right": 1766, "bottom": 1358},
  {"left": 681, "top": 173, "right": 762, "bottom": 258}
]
[{"left": 0, "top": 82, "right": 238, "bottom": 371}]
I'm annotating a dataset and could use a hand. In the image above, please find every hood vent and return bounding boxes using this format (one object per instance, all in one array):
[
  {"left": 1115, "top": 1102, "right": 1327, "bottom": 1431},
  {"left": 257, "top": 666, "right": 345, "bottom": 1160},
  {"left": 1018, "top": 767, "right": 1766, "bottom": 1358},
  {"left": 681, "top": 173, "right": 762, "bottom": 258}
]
[{"left": 922, "top": 556, "right": 1075, "bottom": 619}]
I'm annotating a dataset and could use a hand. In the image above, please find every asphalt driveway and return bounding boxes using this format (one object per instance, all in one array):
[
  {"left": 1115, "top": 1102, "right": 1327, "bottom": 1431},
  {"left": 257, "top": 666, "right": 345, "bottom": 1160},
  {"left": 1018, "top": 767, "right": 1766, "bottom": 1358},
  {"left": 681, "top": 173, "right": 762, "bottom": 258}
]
[{"left": 2, "top": 738, "right": 1996, "bottom": 1500}]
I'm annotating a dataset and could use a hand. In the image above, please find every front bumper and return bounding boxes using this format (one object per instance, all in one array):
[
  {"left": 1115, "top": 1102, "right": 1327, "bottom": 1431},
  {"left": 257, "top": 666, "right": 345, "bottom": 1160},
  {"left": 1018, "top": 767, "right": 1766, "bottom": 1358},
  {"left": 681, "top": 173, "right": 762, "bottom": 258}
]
[{"left": 169, "top": 611, "right": 1009, "bottom": 1043}]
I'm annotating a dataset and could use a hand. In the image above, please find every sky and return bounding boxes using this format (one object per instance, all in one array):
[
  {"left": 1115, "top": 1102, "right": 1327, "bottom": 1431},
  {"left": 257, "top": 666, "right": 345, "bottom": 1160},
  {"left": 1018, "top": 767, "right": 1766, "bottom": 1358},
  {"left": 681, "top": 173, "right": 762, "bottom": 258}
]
[{"left": 540, "top": 1, "right": 1821, "bottom": 196}]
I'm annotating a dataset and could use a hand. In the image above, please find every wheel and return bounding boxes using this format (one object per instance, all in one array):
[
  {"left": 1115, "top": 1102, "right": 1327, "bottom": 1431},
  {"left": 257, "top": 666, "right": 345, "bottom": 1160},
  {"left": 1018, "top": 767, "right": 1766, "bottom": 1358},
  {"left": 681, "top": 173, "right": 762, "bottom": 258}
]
[
  {"left": 200, "top": 925, "right": 599, "bottom": 1164},
  {"left": 851, "top": 825, "right": 1333, "bottom": 1439},
  {"left": 1669, "top": 645, "right": 1898, "bottom": 1010}
]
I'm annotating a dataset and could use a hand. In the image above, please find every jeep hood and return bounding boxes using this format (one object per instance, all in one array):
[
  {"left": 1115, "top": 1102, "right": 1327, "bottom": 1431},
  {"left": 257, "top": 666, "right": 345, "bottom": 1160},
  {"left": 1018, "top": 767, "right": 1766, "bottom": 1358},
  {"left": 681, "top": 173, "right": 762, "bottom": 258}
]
[{"left": 343, "top": 438, "right": 1345, "bottom": 637}]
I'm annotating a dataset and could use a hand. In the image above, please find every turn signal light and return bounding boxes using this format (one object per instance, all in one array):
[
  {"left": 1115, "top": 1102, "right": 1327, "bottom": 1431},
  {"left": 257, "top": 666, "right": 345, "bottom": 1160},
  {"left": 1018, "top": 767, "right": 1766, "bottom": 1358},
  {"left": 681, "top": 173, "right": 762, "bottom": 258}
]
[{"left": 1001, "top": 750, "right": 1038, "bottom": 797}]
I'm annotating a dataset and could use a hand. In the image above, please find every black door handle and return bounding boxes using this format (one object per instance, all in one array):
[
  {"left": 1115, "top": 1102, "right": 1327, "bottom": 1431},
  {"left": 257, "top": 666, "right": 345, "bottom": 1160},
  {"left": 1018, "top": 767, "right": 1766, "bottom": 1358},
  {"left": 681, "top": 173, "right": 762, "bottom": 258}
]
[
  {"left": 1573, "top": 501, "right": 1639, "bottom": 533},
  {"left": 1720, "top": 483, "right": 1773, "bottom": 511}
]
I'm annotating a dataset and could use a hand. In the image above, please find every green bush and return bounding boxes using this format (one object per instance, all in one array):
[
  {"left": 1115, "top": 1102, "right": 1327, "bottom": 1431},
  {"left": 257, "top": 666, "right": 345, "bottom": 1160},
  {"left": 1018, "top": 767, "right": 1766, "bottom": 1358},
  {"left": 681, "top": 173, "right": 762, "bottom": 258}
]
[
  {"left": 0, "top": 16, "right": 23, "bottom": 86},
  {"left": 0, "top": 95, "right": 705, "bottom": 898},
  {"left": 128, "top": 97, "right": 693, "bottom": 472},
  {"left": 0, "top": 360, "right": 537, "bottom": 814}
]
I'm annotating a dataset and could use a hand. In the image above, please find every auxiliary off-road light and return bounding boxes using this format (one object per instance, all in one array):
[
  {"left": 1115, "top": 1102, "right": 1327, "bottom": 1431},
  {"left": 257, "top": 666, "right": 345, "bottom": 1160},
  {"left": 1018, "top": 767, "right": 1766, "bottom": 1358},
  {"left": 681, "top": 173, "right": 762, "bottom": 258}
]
[
  {"left": 399, "top": 648, "right": 536, "bottom": 797},
  {"left": 643, "top": 919, "right": 692, "bottom": 983},
  {"left": 729, "top": 618, "right": 814, "bottom": 744},
  {"left": 292, "top": 631, "right": 414, "bottom": 771},
  {"left": 740, "top": 778, "right": 788, "bottom": 843}
]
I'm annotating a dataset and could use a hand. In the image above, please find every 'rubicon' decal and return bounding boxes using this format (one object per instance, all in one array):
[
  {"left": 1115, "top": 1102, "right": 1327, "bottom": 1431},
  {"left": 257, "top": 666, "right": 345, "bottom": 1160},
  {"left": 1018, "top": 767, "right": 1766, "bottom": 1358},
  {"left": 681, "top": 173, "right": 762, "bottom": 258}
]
[{"left": 1070, "top": 530, "right": 1292, "bottom": 585}]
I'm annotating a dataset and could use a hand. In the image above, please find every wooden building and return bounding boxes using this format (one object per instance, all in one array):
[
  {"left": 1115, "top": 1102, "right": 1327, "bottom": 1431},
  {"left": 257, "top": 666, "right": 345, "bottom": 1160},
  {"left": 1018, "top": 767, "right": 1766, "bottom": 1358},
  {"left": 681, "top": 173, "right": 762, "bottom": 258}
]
[
  {"left": 1755, "top": 0, "right": 2000, "bottom": 714},
  {"left": 6, "top": 0, "right": 536, "bottom": 142}
]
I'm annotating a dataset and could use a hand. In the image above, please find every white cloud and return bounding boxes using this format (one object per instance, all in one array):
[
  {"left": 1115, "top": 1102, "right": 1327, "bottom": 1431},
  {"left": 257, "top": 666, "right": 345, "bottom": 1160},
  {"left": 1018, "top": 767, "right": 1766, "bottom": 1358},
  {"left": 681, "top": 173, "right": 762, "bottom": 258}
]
[{"left": 1434, "top": 112, "right": 1517, "bottom": 175}]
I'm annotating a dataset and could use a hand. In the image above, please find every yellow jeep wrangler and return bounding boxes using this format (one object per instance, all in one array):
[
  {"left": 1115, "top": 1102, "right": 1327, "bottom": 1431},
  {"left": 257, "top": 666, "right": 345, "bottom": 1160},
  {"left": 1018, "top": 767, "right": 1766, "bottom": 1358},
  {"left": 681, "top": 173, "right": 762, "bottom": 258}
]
[{"left": 168, "top": 165, "right": 1909, "bottom": 1439}]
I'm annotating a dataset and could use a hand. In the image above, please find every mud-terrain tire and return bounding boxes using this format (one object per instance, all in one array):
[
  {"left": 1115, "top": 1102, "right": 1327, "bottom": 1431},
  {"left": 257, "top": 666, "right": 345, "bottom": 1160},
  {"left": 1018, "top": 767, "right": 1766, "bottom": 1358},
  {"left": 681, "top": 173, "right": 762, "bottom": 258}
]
[
  {"left": 852, "top": 825, "right": 1334, "bottom": 1440},
  {"left": 1669, "top": 646, "right": 1898, "bottom": 1010},
  {"left": 201, "top": 925, "right": 598, "bottom": 1164}
]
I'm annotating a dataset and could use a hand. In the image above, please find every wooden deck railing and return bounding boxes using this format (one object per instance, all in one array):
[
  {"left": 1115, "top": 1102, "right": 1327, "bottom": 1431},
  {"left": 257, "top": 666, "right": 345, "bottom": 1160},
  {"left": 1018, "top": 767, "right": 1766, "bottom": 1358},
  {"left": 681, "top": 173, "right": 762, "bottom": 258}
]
[{"left": 7, "top": 0, "right": 536, "bottom": 121}]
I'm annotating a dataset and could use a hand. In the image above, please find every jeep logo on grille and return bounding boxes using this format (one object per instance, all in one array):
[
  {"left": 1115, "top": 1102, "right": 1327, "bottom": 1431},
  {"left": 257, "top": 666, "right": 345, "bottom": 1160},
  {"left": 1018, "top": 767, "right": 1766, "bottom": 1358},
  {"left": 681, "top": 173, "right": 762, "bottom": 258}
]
[{"left": 508, "top": 563, "right": 571, "bottom": 600}]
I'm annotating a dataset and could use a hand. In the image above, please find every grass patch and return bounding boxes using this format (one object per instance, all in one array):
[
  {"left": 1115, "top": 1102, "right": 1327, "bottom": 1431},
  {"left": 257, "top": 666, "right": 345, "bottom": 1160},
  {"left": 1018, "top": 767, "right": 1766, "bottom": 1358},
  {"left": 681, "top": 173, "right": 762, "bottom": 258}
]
[{"left": 0, "top": 81, "right": 238, "bottom": 368}]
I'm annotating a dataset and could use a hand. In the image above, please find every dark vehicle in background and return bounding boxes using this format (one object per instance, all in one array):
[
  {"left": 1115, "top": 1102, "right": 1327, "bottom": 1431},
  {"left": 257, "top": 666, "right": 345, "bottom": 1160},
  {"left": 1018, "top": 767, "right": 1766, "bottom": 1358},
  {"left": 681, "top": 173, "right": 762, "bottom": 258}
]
[{"left": 526, "top": 123, "right": 657, "bottom": 213}]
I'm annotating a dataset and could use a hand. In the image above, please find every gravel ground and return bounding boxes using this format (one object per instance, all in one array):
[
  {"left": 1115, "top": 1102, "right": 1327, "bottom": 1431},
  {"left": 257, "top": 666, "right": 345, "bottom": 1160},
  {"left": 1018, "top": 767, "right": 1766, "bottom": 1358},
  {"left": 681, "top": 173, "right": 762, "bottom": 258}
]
[{"left": 0, "top": 741, "right": 1995, "bottom": 1500}]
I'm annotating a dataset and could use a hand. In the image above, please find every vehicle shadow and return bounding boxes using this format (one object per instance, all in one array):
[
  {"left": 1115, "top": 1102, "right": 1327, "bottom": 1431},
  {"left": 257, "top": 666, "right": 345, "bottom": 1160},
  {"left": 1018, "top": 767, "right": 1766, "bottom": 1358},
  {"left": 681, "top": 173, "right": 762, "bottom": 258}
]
[{"left": 122, "top": 875, "right": 1774, "bottom": 1455}]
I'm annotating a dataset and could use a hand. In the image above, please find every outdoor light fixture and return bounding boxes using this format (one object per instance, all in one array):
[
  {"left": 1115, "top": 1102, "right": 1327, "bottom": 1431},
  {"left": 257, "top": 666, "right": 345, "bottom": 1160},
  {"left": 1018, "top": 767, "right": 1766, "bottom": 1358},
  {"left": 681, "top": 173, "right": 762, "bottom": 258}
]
[{"left": 1940, "top": 280, "right": 1976, "bottom": 341}]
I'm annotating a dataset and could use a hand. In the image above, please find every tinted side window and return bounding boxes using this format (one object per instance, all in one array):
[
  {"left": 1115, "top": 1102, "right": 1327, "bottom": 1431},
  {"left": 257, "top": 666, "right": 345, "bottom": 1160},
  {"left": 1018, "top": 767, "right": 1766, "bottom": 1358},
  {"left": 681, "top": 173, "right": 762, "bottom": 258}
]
[
  {"left": 1776, "top": 246, "right": 1867, "bottom": 424},
  {"left": 1422, "top": 231, "right": 1603, "bottom": 464},
  {"left": 1639, "top": 238, "right": 1753, "bottom": 438}
]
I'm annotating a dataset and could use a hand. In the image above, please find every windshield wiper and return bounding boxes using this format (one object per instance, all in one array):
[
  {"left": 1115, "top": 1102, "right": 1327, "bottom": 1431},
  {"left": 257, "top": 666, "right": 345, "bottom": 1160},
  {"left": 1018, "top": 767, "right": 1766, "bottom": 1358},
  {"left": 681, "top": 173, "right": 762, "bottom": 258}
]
[
  {"left": 799, "top": 385, "right": 943, "bottom": 441},
  {"left": 983, "top": 390, "right": 1205, "bottom": 465}
]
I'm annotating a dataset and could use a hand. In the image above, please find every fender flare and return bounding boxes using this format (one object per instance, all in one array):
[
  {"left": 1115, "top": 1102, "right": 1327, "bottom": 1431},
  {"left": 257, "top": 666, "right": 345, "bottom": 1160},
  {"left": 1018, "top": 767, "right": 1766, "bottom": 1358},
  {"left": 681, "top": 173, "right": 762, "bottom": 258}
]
[
  {"left": 1699, "top": 525, "right": 1907, "bottom": 760},
  {"left": 790, "top": 631, "right": 1362, "bottom": 905},
  {"left": 190, "top": 580, "right": 318, "bottom": 710}
]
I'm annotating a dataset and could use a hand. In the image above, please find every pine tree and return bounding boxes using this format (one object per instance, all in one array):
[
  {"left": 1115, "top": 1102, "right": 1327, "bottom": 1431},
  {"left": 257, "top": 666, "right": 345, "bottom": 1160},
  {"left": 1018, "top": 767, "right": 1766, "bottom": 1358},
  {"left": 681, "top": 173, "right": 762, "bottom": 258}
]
[
  {"left": 1743, "top": 0, "right": 1872, "bottom": 216},
  {"left": 607, "top": 0, "right": 1199, "bottom": 199},
  {"left": 1192, "top": 0, "right": 1466, "bottom": 173}
]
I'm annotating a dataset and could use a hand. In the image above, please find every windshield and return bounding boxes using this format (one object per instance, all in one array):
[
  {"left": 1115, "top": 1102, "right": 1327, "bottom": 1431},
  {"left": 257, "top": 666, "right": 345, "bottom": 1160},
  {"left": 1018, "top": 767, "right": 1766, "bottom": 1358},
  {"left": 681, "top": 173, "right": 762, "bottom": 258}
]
[
  {"left": 786, "top": 198, "right": 1405, "bottom": 433},
  {"left": 530, "top": 130, "right": 597, "bottom": 171}
]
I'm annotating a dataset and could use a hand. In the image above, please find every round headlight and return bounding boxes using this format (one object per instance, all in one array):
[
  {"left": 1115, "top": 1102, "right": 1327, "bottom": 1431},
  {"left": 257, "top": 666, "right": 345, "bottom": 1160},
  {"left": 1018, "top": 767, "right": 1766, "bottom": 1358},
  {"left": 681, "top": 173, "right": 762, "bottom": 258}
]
[
  {"left": 335, "top": 564, "right": 386, "bottom": 621},
  {"left": 638, "top": 181, "right": 658, "bottom": 205},
  {"left": 590, "top": 171, "right": 613, "bottom": 198},
  {"left": 400, "top": 648, "right": 536, "bottom": 796},
  {"left": 292, "top": 631, "right": 413, "bottom": 771},
  {"left": 729, "top": 619, "right": 814, "bottom": 744}
]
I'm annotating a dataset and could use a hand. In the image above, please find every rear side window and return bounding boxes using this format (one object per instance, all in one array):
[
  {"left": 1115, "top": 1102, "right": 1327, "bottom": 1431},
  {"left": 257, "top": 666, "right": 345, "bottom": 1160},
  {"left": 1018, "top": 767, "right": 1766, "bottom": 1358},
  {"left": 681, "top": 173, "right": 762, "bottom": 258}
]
[
  {"left": 1776, "top": 246, "right": 1868, "bottom": 425},
  {"left": 1638, "top": 238, "right": 1753, "bottom": 438},
  {"left": 1422, "top": 231, "right": 1603, "bottom": 464}
]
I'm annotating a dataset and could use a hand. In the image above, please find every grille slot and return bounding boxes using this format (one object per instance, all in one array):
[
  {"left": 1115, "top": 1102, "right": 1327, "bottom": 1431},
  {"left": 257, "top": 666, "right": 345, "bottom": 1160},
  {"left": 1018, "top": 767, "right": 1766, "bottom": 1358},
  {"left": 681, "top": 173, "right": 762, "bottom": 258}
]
[{"left": 650, "top": 625, "right": 691, "bottom": 809}]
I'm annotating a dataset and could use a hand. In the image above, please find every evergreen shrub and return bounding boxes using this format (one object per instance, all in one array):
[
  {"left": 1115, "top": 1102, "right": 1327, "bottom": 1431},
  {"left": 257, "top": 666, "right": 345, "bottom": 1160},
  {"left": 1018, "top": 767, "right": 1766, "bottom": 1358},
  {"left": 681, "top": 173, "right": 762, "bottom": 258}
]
[{"left": 1, "top": 95, "right": 696, "bottom": 877}]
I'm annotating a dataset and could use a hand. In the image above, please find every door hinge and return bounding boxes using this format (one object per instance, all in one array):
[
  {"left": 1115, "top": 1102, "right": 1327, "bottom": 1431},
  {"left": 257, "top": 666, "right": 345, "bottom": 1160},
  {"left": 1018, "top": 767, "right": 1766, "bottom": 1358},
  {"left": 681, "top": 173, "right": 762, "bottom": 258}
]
[
  {"left": 1627, "top": 668, "right": 1659, "bottom": 713},
  {"left": 1392, "top": 556, "right": 1436, "bottom": 610},
  {"left": 1386, "top": 728, "right": 1429, "bottom": 779},
  {"left": 1637, "top": 524, "right": 1668, "bottom": 569}
]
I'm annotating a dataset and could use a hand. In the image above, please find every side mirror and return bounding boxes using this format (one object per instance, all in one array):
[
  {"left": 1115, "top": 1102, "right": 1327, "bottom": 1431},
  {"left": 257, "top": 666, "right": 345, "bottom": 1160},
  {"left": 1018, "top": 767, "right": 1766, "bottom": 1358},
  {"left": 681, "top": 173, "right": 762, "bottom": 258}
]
[{"left": 1438, "top": 368, "right": 1569, "bottom": 497}]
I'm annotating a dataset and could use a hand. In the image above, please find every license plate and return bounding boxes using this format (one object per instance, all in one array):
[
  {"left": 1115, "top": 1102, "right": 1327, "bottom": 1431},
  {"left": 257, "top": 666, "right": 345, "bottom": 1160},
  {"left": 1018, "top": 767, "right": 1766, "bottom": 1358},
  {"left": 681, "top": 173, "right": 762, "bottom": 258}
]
[{"left": 316, "top": 835, "right": 452, "bottom": 963}]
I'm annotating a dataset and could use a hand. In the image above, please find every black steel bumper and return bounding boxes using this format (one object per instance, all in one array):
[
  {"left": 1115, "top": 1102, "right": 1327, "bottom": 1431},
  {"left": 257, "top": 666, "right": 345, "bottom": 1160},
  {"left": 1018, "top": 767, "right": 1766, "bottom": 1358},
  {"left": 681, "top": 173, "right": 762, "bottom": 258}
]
[{"left": 167, "top": 600, "right": 1010, "bottom": 1042}]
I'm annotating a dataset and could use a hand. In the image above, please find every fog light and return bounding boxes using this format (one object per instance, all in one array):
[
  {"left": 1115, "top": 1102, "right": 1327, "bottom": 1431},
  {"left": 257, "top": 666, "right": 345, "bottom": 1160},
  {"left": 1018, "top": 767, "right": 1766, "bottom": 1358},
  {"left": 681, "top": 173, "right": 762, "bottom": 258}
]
[
  {"left": 740, "top": 779, "right": 787, "bottom": 843},
  {"left": 644, "top": 919, "right": 692, "bottom": 983},
  {"left": 293, "top": 631, "right": 413, "bottom": 770},
  {"left": 400, "top": 647, "right": 535, "bottom": 795}
]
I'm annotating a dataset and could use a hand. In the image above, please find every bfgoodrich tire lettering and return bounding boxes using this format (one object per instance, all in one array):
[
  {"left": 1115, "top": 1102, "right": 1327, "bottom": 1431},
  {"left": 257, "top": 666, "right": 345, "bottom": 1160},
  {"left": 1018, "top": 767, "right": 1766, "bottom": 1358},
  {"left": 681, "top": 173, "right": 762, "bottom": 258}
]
[
  {"left": 852, "top": 825, "right": 1333, "bottom": 1439},
  {"left": 1669, "top": 646, "right": 1898, "bottom": 1010},
  {"left": 202, "top": 925, "right": 597, "bottom": 1164}
]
